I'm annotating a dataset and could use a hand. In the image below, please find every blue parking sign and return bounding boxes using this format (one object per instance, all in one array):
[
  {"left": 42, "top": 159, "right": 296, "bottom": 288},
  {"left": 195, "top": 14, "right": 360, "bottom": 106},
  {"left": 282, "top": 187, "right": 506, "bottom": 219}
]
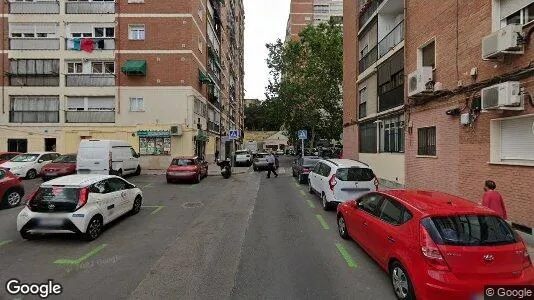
[
  {"left": 229, "top": 130, "right": 240, "bottom": 140},
  {"left": 298, "top": 130, "right": 307, "bottom": 140}
]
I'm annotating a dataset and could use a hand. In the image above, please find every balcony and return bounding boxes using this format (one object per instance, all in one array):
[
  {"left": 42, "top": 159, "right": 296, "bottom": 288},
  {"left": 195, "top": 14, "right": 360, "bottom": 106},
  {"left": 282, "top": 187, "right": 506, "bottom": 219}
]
[
  {"left": 378, "top": 85, "right": 404, "bottom": 112},
  {"left": 359, "top": 0, "right": 384, "bottom": 29},
  {"left": 9, "top": 111, "right": 59, "bottom": 123},
  {"left": 359, "top": 45, "right": 378, "bottom": 73},
  {"left": 9, "top": 75, "right": 59, "bottom": 87},
  {"left": 378, "top": 20, "right": 404, "bottom": 58},
  {"left": 66, "top": 1, "right": 115, "bottom": 14},
  {"left": 66, "top": 74, "right": 115, "bottom": 87},
  {"left": 9, "top": 1, "right": 59, "bottom": 14},
  {"left": 65, "top": 111, "right": 115, "bottom": 123},
  {"left": 10, "top": 38, "right": 60, "bottom": 50},
  {"left": 65, "top": 38, "right": 116, "bottom": 50}
]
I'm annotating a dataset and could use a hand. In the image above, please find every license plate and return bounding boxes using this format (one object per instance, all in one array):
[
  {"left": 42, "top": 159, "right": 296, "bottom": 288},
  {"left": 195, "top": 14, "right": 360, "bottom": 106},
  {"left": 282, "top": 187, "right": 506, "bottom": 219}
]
[
  {"left": 38, "top": 218, "right": 63, "bottom": 227},
  {"left": 45, "top": 173, "right": 58, "bottom": 176}
]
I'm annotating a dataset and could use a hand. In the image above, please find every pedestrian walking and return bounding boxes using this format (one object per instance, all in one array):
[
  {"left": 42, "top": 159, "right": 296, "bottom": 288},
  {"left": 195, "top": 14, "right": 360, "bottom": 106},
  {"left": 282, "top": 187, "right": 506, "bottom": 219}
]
[
  {"left": 481, "top": 180, "right": 507, "bottom": 219},
  {"left": 214, "top": 150, "right": 219, "bottom": 163},
  {"left": 266, "top": 152, "right": 278, "bottom": 178}
]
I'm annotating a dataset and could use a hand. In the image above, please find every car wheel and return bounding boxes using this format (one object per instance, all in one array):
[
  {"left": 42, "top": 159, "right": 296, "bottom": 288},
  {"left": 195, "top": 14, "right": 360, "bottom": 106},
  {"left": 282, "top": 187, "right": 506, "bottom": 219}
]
[
  {"left": 131, "top": 196, "right": 142, "bottom": 215},
  {"left": 194, "top": 173, "right": 201, "bottom": 184},
  {"left": 26, "top": 169, "right": 37, "bottom": 180},
  {"left": 20, "top": 229, "right": 34, "bottom": 240},
  {"left": 322, "top": 193, "right": 331, "bottom": 211},
  {"left": 337, "top": 215, "right": 349, "bottom": 239},
  {"left": 84, "top": 216, "right": 103, "bottom": 241},
  {"left": 253, "top": 167, "right": 258, "bottom": 172},
  {"left": 134, "top": 165, "right": 141, "bottom": 176},
  {"left": 4, "top": 189, "right": 22, "bottom": 208},
  {"left": 390, "top": 261, "right": 415, "bottom": 300}
]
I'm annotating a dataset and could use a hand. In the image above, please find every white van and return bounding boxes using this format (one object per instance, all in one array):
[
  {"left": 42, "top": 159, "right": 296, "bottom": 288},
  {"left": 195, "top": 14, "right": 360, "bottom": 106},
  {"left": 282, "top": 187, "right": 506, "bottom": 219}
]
[{"left": 77, "top": 140, "right": 141, "bottom": 177}]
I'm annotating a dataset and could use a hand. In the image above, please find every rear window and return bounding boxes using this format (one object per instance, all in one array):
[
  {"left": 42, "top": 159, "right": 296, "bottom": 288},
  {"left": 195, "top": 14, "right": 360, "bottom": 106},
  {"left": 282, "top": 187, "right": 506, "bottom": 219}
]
[
  {"left": 336, "top": 167, "right": 375, "bottom": 181},
  {"left": 427, "top": 215, "right": 517, "bottom": 246},
  {"left": 34, "top": 187, "right": 80, "bottom": 204},
  {"left": 172, "top": 159, "right": 195, "bottom": 166}
]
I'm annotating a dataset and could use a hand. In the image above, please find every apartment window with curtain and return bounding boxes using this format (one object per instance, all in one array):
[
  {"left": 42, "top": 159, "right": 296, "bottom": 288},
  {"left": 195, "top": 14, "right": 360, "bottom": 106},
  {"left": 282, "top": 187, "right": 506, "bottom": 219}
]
[
  {"left": 128, "top": 25, "right": 145, "bottom": 40},
  {"left": 500, "top": 1, "right": 534, "bottom": 28},
  {"left": 379, "top": 114, "right": 405, "bottom": 153},
  {"left": 10, "top": 96, "right": 59, "bottom": 123},
  {"left": 358, "top": 87, "right": 367, "bottom": 119},
  {"left": 417, "top": 126, "right": 436, "bottom": 156},
  {"left": 421, "top": 41, "right": 435, "bottom": 69},
  {"left": 359, "top": 121, "right": 377, "bottom": 153},
  {"left": 129, "top": 97, "right": 145, "bottom": 112}
]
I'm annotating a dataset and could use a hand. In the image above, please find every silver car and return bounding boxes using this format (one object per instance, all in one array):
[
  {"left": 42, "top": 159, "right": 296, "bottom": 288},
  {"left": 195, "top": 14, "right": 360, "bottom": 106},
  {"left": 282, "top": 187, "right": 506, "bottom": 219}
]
[{"left": 252, "top": 153, "right": 269, "bottom": 171}]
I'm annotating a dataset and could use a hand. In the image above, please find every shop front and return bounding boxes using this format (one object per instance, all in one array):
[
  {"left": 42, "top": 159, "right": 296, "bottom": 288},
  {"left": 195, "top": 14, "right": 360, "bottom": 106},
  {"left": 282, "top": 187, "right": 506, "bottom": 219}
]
[{"left": 137, "top": 130, "right": 172, "bottom": 169}]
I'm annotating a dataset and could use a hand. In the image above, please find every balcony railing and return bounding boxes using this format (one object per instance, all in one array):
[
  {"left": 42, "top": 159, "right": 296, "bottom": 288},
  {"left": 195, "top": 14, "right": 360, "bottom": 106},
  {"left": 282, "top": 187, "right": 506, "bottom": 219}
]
[
  {"left": 9, "top": 111, "right": 59, "bottom": 123},
  {"left": 66, "top": 74, "right": 115, "bottom": 87},
  {"left": 9, "top": 1, "right": 59, "bottom": 14},
  {"left": 9, "top": 75, "right": 59, "bottom": 87},
  {"left": 378, "top": 20, "right": 404, "bottom": 58},
  {"left": 378, "top": 85, "right": 404, "bottom": 112},
  {"left": 359, "top": 0, "right": 384, "bottom": 29},
  {"left": 10, "top": 38, "right": 60, "bottom": 50},
  {"left": 65, "top": 111, "right": 115, "bottom": 123},
  {"left": 66, "top": 1, "right": 115, "bottom": 14},
  {"left": 359, "top": 45, "right": 378, "bottom": 73},
  {"left": 65, "top": 38, "right": 116, "bottom": 50}
]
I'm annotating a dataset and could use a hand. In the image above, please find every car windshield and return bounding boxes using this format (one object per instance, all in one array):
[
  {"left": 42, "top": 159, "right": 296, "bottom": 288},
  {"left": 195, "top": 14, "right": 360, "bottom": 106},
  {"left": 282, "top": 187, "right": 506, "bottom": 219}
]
[
  {"left": 11, "top": 154, "right": 39, "bottom": 162},
  {"left": 172, "top": 159, "right": 195, "bottom": 166},
  {"left": 53, "top": 154, "right": 77, "bottom": 163},
  {"left": 429, "top": 215, "right": 517, "bottom": 246},
  {"left": 336, "top": 167, "right": 375, "bottom": 181}
]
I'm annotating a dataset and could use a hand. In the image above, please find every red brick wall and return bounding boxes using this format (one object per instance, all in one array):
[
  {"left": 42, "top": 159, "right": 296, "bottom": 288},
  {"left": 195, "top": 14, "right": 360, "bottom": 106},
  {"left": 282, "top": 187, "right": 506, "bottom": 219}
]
[
  {"left": 119, "top": 0, "right": 193, "bottom": 14},
  {"left": 406, "top": 0, "right": 534, "bottom": 228}
]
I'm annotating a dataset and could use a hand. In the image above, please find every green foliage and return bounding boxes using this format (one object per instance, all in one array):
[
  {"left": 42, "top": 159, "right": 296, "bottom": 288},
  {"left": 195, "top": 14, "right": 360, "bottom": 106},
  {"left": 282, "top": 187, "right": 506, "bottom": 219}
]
[
  {"left": 264, "top": 20, "right": 343, "bottom": 144},
  {"left": 244, "top": 103, "right": 280, "bottom": 131}
]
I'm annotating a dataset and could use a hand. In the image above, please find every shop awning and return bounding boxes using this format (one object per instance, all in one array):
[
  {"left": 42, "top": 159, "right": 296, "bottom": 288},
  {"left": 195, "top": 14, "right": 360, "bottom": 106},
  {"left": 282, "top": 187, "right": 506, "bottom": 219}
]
[
  {"left": 121, "top": 60, "right": 147, "bottom": 76},
  {"left": 199, "top": 69, "right": 214, "bottom": 85},
  {"left": 137, "top": 130, "right": 170, "bottom": 138}
]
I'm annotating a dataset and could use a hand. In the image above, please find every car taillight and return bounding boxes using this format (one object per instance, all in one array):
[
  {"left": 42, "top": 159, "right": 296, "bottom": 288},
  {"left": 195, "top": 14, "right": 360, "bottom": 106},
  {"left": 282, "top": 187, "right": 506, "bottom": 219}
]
[
  {"left": 521, "top": 241, "right": 532, "bottom": 269},
  {"left": 76, "top": 187, "right": 89, "bottom": 210},
  {"left": 420, "top": 224, "right": 450, "bottom": 271},
  {"left": 302, "top": 168, "right": 310, "bottom": 173},
  {"left": 329, "top": 175, "right": 337, "bottom": 191},
  {"left": 26, "top": 190, "right": 37, "bottom": 210}
]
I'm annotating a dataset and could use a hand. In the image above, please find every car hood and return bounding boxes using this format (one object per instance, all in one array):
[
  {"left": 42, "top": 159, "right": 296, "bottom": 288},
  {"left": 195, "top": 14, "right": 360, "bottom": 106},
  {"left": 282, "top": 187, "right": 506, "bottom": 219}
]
[
  {"left": 43, "top": 162, "right": 76, "bottom": 170},
  {"left": 0, "top": 161, "right": 32, "bottom": 169}
]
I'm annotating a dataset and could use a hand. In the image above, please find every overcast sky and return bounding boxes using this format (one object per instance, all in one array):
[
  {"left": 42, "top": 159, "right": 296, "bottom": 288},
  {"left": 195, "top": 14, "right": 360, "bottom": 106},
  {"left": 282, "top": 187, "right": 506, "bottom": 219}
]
[{"left": 243, "top": 0, "right": 290, "bottom": 101}]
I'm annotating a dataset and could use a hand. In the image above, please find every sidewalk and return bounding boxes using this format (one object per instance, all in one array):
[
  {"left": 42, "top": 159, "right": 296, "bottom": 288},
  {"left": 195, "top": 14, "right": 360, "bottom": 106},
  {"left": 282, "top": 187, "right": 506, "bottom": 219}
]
[
  {"left": 516, "top": 231, "right": 534, "bottom": 264},
  {"left": 141, "top": 163, "right": 250, "bottom": 176}
]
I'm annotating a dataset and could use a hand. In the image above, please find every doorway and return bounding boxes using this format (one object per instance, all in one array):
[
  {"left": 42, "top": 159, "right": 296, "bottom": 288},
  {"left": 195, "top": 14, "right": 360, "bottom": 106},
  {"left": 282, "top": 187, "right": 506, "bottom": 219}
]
[{"left": 45, "top": 138, "right": 56, "bottom": 152}]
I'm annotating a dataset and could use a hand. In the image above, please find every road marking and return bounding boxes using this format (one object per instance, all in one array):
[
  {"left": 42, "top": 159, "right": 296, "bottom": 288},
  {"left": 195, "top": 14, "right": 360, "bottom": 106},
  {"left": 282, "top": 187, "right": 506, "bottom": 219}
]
[
  {"left": 0, "top": 240, "right": 12, "bottom": 247},
  {"left": 299, "top": 190, "right": 306, "bottom": 196},
  {"left": 306, "top": 200, "right": 316, "bottom": 208},
  {"left": 142, "top": 205, "right": 165, "bottom": 215},
  {"left": 316, "top": 214, "right": 330, "bottom": 230},
  {"left": 54, "top": 244, "right": 107, "bottom": 265},
  {"left": 142, "top": 183, "right": 153, "bottom": 188},
  {"left": 294, "top": 182, "right": 300, "bottom": 187},
  {"left": 336, "top": 243, "right": 358, "bottom": 268},
  {"left": 190, "top": 184, "right": 198, "bottom": 189}
]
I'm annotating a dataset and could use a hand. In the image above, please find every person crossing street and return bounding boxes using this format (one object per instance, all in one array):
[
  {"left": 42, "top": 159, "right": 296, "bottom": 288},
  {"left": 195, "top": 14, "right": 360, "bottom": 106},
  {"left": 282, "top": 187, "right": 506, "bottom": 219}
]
[{"left": 266, "top": 152, "right": 278, "bottom": 178}]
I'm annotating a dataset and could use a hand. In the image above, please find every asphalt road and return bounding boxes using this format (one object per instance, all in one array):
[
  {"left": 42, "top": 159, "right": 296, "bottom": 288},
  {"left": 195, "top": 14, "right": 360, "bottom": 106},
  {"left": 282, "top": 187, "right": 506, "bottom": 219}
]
[{"left": 0, "top": 157, "right": 395, "bottom": 300}]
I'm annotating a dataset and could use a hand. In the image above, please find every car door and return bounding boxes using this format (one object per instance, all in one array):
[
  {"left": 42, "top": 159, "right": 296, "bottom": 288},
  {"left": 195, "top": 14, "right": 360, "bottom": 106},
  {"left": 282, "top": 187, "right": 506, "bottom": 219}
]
[
  {"left": 106, "top": 177, "right": 131, "bottom": 216},
  {"left": 89, "top": 180, "right": 111, "bottom": 223},
  {"left": 348, "top": 193, "right": 384, "bottom": 250},
  {"left": 309, "top": 162, "right": 322, "bottom": 190},
  {"left": 319, "top": 163, "right": 332, "bottom": 195}
]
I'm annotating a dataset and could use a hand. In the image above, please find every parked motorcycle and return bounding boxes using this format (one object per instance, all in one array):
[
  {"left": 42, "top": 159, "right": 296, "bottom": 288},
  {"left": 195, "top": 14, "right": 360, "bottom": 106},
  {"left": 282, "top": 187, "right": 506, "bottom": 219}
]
[{"left": 217, "top": 158, "right": 232, "bottom": 179}]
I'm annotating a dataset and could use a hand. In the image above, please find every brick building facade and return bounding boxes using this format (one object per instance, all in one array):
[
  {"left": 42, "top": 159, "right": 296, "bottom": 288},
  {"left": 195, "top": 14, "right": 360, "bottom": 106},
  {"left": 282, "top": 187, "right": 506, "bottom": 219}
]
[{"left": 286, "top": 0, "right": 343, "bottom": 41}]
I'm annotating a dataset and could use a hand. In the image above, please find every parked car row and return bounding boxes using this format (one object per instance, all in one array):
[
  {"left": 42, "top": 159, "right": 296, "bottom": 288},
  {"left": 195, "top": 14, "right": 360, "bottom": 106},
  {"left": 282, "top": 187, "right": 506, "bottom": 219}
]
[{"left": 299, "top": 158, "right": 533, "bottom": 299}]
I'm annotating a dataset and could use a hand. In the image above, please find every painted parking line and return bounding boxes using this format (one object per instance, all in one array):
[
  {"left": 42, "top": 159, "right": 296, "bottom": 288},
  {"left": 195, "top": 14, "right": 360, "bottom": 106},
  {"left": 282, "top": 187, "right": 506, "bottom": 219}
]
[
  {"left": 335, "top": 243, "right": 358, "bottom": 268},
  {"left": 142, "top": 205, "right": 165, "bottom": 215},
  {"left": 294, "top": 182, "right": 300, "bottom": 187},
  {"left": 315, "top": 214, "right": 330, "bottom": 230},
  {"left": 306, "top": 200, "right": 316, "bottom": 208},
  {"left": 54, "top": 244, "right": 107, "bottom": 265},
  {"left": 299, "top": 190, "right": 306, "bottom": 197},
  {"left": 0, "top": 240, "right": 12, "bottom": 247},
  {"left": 142, "top": 183, "right": 153, "bottom": 188}
]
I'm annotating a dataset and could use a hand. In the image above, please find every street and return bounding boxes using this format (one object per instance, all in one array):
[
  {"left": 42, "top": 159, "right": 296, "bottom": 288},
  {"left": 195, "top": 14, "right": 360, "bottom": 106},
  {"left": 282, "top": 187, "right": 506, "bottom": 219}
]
[{"left": 0, "top": 156, "right": 394, "bottom": 300}]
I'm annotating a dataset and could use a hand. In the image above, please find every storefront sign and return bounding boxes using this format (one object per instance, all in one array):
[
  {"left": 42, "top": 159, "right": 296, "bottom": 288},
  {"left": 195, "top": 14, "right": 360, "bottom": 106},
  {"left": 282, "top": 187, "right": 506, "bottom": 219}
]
[{"left": 137, "top": 130, "right": 170, "bottom": 138}]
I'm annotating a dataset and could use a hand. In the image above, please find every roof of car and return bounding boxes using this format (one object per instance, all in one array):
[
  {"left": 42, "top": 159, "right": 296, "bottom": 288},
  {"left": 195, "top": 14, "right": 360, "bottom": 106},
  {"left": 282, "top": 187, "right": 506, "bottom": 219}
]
[
  {"left": 382, "top": 189, "right": 496, "bottom": 216},
  {"left": 22, "top": 152, "right": 59, "bottom": 155},
  {"left": 172, "top": 156, "right": 197, "bottom": 160},
  {"left": 41, "top": 174, "right": 116, "bottom": 187},
  {"left": 324, "top": 159, "right": 369, "bottom": 168}
]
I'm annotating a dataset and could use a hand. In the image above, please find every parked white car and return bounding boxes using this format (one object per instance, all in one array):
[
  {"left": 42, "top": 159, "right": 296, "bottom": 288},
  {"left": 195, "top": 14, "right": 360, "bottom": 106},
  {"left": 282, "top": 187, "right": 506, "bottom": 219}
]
[
  {"left": 77, "top": 140, "right": 141, "bottom": 177},
  {"left": 308, "top": 159, "right": 378, "bottom": 211},
  {"left": 0, "top": 152, "right": 60, "bottom": 179},
  {"left": 17, "top": 174, "right": 142, "bottom": 241},
  {"left": 235, "top": 149, "right": 252, "bottom": 166}
]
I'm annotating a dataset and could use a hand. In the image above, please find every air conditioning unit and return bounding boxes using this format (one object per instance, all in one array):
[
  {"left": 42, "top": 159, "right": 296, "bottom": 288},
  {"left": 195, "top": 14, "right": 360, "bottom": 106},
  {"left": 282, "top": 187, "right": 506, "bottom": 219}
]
[
  {"left": 482, "top": 24, "right": 523, "bottom": 60},
  {"left": 170, "top": 125, "right": 183, "bottom": 136},
  {"left": 408, "top": 67, "right": 433, "bottom": 97},
  {"left": 481, "top": 81, "right": 522, "bottom": 110}
]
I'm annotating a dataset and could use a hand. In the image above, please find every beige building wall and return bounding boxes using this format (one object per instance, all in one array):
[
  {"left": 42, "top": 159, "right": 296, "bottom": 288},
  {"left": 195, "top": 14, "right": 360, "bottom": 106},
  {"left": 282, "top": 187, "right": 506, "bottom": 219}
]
[{"left": 359, "top": 153, "right": 405, "bottom": 185}]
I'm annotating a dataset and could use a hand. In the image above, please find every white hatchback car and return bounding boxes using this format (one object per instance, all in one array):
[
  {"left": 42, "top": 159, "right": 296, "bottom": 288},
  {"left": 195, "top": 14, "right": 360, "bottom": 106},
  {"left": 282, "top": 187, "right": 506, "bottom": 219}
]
[
  {"left": 1, "top": 152, "right": 60, "bottom": 179},
  {"left": 17, "top": 174, "right": 142, "bottom": 241},
  {"left": 308, "top": 159, "right": 378, "bottom": 211}
]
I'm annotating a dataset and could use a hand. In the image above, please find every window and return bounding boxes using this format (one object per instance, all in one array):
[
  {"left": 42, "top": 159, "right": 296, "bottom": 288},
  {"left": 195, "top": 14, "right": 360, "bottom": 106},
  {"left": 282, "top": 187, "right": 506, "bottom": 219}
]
[
  {"left": 128, "top": 0, "right": 145, "bottom": 3},
  {"left": 417, "top": 126, "right": 436, "bottom": 156},
  {"left": 107, "top": 178, "right": 128, "bottom": 192},
  {"left": 91, "top": 62, "right": 115, "bottom": 74},
  {"left": 321, "top": 164, "right": 332, "bottom": 177},
  {"left": 358, "top": 193, "right": 383, "bottom": 217},
  {"left": 66, "top": 96, "right": 115, "bottom": 111},
  {"left": 71, "top": 32, "right": 92, "bottom": 38},
  {"left": 9, "top": 59, "right": 60, "bottom": 86},
  {"left": 10, "top": 23, "right": 58, "bottom": 38},
  {"left": 198, "top": 36, "right": 203, "bottom": 53},
  {"left": 10, "top": 96, "right": 60, "bottom": 123},
  {"left": 130, "top": 148, "right": 138, "bottom": 158},
  {"left": 94, "top": 27, "right": 114, "bottom": 38},
  {"left": 359, "top": 121, "right": 377, "bottom": 153},
  {"left": 380, "top": 114, "right": 405, "bottom": 153},
  {"left": 420, "top": 40, "right": 435, "bottom": 69},
  {"left": 129, "top": 25, "right": 145, "bottom": 40},
  {"left": 378, "top": 198, "right": 409, "bottom": 226},
  {"left": 500, "top": 2, "right": 534, "bottom": 28},
  {"left": 358, "top": 87, "right": 367, "bottom": 119},
  {"left": 7, "top": 139, "right": 27, "bottom": 153},
  {"left": 129, "top": 97, "right": 145, "bottom": 112},
  {"left": 492, "top": 115, "right": 534, "bottom": 164},
  {"left": 67, "top": 62, "right": 83, "bottom": 74},
  {"left": 336, "top": 167, "right": 375, "bottom": 181}
]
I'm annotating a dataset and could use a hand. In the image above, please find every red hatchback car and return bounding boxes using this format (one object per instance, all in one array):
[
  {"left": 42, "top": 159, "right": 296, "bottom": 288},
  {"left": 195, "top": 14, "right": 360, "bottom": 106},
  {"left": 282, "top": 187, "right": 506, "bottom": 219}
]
[
  {"left": 336, "top": 190, "right": 533, "bottom": 300},
  {"left": 0, "top": 168, "right": 25, "bottom": 208},
  {"left": 0, "top": 152, "right": 21, "bottom": 165},
  {"left": 40, "top": 153, "right": 77, "bottom": 181},
  {"left": 166, "top": 156, "right": 208, "bottom": 184}
]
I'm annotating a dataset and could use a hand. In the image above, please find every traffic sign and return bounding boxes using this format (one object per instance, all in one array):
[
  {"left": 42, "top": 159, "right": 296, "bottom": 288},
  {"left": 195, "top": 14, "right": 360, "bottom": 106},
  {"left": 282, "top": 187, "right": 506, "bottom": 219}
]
[
  {"left": 298, "top": 130, "right": 307, "bottom": 140},
  {"left": 229, "top": 130, "right": 240, "bottom": 140}
]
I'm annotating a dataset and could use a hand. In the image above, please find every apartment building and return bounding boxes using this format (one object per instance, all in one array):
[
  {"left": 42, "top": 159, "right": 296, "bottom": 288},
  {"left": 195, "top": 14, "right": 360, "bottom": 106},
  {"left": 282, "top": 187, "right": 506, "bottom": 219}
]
[
  {"left": 405, "top": 0, "right": 534, "bottom": 231},
  {"left": 0, "top": 0, "right": 245, "bottom": 169},
  {"left": 285, "top": 0, "right": 343, "bottom": 41},
  {"left": 343, "top": 0, "right": 405, "bottom": 187}
]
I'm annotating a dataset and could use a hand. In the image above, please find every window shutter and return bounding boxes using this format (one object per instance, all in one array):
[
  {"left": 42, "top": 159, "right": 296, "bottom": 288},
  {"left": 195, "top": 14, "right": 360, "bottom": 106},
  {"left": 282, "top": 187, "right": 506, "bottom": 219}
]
[
  {"left": 88, "top": 97, "right": 115, "bottom": 110},
  {"left": 501, "top": 116, "right": 534, "bottom": 161},
  {"left": 500, "top": 0, "right": 533, "bottom": 19},
  {"left": 67, "top": 97, "right": 85, "bottom": 110}
]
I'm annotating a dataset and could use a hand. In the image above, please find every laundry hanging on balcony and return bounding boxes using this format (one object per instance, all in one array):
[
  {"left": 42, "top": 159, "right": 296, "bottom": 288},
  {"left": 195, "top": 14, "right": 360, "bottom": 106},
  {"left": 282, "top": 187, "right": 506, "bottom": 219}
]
[
  {"left": 96, "top": 39, "right": 105, "bottom": 50},
  {"left": 81, "top": 38, "right": 94, "bottom": 53},
  {"left": 68, "top": 38, "right": 81, "bottom": 51}
]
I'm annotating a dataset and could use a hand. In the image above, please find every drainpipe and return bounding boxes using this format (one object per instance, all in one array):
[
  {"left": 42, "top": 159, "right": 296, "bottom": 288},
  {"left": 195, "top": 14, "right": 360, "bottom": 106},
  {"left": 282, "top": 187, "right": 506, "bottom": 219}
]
[{"left": 116, "top": 0, "right": 121, "bottom": 114}]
